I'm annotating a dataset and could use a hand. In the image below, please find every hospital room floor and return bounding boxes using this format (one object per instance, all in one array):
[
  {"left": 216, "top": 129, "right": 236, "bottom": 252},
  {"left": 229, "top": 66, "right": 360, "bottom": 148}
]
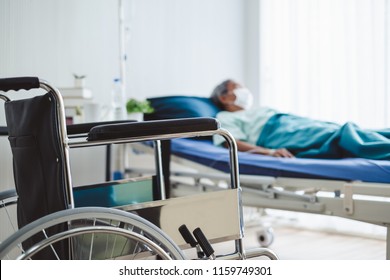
[
  {"left": 241, "top": 211, "right": 387, "bottom": 260},
  {"left": 243, "top": 226, "right": 386, "bottom": 260},
  {"left": 180, "top": 208, "right": 386, "bottom": 260}
]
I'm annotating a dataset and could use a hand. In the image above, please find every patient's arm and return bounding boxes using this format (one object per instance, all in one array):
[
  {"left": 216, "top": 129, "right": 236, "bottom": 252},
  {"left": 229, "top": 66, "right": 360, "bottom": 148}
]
[{"left": 227, "top": 140, "right": 294, "bottom": 158}]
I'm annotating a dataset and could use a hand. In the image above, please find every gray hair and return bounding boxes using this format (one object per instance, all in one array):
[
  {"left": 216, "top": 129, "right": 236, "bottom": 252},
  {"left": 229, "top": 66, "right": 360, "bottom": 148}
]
[{"left": 210, "top": 79, "right": 233, "bottom": 109}]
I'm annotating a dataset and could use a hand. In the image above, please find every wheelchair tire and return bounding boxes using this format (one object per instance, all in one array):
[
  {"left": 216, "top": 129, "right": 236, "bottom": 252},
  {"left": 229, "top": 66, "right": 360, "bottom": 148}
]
[
  {"left": 0, "top": 207, "right": 185, "bottom": 260},
  {"left": 0, "top": 189, "right": 18, "bottom": 244}
]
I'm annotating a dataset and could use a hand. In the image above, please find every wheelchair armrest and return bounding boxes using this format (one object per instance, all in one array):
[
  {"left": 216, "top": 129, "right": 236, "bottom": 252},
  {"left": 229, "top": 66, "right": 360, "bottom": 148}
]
[
  {"left": 67, "top": 120, "right": 135, "bottom": 136},
  {"left": 0, "top": 126, "right": 7, "bottom": 136},
  {"left": 0, "top": 189, "right": 17, "bottom": 201},
  {"left": 1, "top": 122, "right": 136, "bottom": 137},
  {"left": 87, "top": 117, "right": 220, "bottom": 141}
]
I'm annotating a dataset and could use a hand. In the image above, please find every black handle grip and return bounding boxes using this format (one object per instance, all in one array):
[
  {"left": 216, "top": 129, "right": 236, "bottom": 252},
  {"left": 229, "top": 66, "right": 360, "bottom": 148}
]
[
  {"left": 0, "top": 126, "right": 8, "bottom": 136},
  {"left": 193, "top": 227, "right": 215, "bottom": 258},
  {"left": 0, "top": 77, "right": 40, "bottom": 92},
  {"left": 178, "top": 224, "right": 198, "bottom": 247}
]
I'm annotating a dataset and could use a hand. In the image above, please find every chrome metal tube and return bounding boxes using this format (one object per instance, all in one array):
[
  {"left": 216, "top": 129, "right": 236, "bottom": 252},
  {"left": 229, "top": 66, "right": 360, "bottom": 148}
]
[
  {"left": 154, "top": 140, "right": 166, "bottom": 200},
  {"left": 244, "top": 248, "right": 279, "bottom": 260},
  {"left": 39, "top": 79, "right": 74, "bottom": 208}
]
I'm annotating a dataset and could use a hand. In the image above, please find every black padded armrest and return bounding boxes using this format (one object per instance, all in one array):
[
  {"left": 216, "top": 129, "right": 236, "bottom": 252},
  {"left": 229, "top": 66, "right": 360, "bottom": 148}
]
[
  {"left": 0, "top": 126, "right": 8, "bottom": 136},
  {"left": 1, "top": 122, "right": 136, "bottom": 137},
  {"left": 87, "top": 117, "right": 220, "bottom": 141},
  {"left": 0, "top": 189, "right": 17, "bottom": 201},
  {"left": 67, "top": 120, "right": 135, "bottom": 135}
]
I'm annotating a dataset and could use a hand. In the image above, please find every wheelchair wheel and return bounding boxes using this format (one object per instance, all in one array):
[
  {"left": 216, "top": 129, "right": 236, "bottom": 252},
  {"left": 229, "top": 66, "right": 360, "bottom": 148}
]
[
  {"left": 0, "top": 189, "right": 18, "bottom": 244},
  {"left": 0, "top": 207, "right": 185, "bottom": 260}
]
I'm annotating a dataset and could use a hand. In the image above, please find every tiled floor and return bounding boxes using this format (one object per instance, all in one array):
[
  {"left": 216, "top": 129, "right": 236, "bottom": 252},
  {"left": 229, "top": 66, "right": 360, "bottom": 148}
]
[
  {"left": 238, "top": 207, "right": 388, "bottom": 260},
  {"left": 243, "top": 225, "right": 386, "bottom": 260}
]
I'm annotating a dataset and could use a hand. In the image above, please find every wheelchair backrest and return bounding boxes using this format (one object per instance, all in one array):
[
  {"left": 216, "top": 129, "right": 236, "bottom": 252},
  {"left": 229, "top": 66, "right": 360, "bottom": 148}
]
[{"left": 5, "top": 91, "right": 68, "bottom": 229}]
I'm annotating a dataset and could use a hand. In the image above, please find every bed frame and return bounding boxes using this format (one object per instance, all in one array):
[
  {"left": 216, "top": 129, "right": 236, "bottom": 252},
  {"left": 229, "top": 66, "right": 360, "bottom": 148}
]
[{"left": 127, "top": 139, "right": 390, "bottom": 259}]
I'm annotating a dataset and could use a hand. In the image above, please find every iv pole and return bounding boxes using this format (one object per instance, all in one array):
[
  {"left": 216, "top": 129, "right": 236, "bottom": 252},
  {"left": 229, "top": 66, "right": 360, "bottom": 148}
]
[
  {"left": 118, "top": 0, "right": 126, "bottom": 95},
  {"left": 112, "top": 0, "right": 127, "bottom": 180}
]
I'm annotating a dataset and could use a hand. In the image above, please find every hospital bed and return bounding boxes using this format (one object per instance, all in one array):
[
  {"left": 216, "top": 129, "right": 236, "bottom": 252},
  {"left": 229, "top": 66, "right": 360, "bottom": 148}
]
[
  {"left": 0, "top": 77, "right": 277, "bottom": 260},
  {"left": 127, "top": 95, "right": 390, "bottom": 259}
]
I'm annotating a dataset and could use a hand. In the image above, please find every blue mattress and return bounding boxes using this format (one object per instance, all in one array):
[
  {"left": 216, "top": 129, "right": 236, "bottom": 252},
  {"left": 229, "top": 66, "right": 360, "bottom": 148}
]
[{"left": 170, "top": 138, "right": 390, "bottom": 184}]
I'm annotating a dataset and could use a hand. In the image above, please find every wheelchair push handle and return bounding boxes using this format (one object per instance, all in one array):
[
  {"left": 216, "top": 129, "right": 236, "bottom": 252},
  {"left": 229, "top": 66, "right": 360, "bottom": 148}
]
[{"left": 0, "top": 77, "right": 40, "bottom": 92}]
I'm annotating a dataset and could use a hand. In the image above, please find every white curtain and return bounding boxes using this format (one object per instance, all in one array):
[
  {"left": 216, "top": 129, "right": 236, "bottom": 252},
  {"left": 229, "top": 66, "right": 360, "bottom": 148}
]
[{"left": 259, "top": 0, "right": 390, "bottom": 129}]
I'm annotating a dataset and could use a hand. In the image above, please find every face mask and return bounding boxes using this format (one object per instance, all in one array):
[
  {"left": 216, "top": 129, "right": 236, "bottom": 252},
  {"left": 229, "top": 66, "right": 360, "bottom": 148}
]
[{"left": 233, "top": 87, "right": 253, "bottom": 110}]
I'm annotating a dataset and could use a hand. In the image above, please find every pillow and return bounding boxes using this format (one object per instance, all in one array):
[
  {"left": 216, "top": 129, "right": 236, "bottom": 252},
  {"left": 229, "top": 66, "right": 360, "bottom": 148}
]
[{"left": 145, "top": 95, "right": 221, "bottom": 121}]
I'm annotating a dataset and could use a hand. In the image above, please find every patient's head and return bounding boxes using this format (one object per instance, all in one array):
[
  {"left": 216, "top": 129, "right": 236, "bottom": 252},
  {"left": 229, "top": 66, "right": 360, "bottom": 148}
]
[{"left": 210, "top": 79, "right": 253, "bottom": 112}]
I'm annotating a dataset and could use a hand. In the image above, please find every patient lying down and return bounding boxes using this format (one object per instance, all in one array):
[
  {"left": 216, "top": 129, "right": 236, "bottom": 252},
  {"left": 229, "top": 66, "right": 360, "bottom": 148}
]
[{"left": 210, "top": 79, "right": 390, "bottom": 160}]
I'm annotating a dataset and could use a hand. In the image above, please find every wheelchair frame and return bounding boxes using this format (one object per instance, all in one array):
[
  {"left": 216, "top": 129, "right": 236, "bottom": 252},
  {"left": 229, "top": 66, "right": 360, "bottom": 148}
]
[{"left": 0, "top": 77, "right": 278, "bottom": 260}]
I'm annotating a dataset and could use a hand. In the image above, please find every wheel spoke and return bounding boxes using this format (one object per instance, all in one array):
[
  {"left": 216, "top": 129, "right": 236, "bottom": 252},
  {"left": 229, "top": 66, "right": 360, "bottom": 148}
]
[{"left": 0, "top": 207, "right": 185, "bottom": 260}]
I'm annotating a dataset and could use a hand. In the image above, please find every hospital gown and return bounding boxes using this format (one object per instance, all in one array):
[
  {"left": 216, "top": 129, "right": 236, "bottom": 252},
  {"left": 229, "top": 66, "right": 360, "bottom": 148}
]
[
  {"left": 213, "top": 107, "right": 278, "bottom": 147},
  {"left": 215, "top": 110, "right": 390, "bottom": 160}
]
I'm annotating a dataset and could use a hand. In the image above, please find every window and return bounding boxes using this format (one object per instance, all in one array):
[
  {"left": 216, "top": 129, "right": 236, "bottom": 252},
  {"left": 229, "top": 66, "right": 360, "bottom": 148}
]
[{"left": 258, "top": 0, "right": 389, "bottom": 128}]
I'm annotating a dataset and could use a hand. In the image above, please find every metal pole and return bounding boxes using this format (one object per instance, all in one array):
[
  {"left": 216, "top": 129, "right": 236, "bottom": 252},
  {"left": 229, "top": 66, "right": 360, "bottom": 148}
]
[{"left": 118, "top": 0, "right": 126, "bottom": 93}]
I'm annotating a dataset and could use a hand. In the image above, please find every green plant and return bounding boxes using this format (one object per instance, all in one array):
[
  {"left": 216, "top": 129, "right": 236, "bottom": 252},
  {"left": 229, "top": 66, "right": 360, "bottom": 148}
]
[{"left": 126, "top": 98, "right": 154, "bottom": 114}]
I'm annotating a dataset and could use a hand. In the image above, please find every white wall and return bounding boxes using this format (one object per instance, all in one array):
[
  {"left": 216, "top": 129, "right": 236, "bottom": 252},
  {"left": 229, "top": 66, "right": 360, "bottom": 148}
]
[
  {"left": 124, "top": 0, "right": 248, "bottom": 98},
  {"left": 0, "top": 0, "right": 256, "bottom": 188},
  {"left": 0, "top": 0, "right": 252, "bottom": 102},
  {"left": 0, "top": 0, "right": 119, "bottom": 104}
]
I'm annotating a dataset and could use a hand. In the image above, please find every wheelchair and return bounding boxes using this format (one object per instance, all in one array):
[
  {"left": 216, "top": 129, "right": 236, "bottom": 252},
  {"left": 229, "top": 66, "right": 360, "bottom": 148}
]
[{"left": 0, "top": 77, "right": 278, "bottom": 260}]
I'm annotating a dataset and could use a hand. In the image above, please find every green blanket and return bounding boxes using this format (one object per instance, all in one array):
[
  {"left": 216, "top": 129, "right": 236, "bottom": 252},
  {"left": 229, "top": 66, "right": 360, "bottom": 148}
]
[{"left": 257, "top": 114, "right": 390, "bottom": 160}]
